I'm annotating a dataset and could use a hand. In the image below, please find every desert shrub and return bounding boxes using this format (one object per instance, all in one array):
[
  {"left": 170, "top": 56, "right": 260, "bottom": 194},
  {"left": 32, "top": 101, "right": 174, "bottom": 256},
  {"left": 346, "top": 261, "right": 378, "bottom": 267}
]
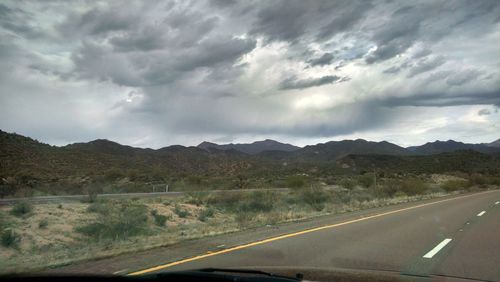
[
  {"left": 38, "top": 218, "right": 49, "bottom": 229},
  {"left": 485, "top": 176, "right": 500, "bottom": 185},
  {"left": 206, "top": 192, "right": 244, "bottom": 210},
  {"left": 76, "top": 203, "right": 149, "bottom": 241},
  {"left": 153, "top": 214, "right": 168, "bottom": 226},
  {"left": 350, "top": 190, "right": 375, "bottom": 203},
  {"left": 400, "top": 178, "right": 428, "bottom": 195},
  {"left": 1, "top": 229, "right": 20, "bottom": 248},
  {"left": 441, "top": 180, "right": 470, "bottom": 192},
  {"left": 235, "top": 212, "right": 254, "bottom": 227},
  {"left": 198, "top": 208, "right": 215, "bottom": 222},
  {"left": 393, "top": 191, "right": 408, "bottom": 198},
  {"left": 186, "top": 175, "right": 204, "bottom": 186},
  {"left": 11, "top": 201, "right": 33, "bottom": 217},
  {"left": 285, "top": 175, "right": 308, "bottom": 189},
  {"left": 87, "top": 201, "right": 110, "bottom": 215},
  {"left": 84, "top": 183, "right": 103, "bottom": 203},
  {"left": 299, "top": 187, "right": 329, "bottom": 211},
  {"left": 173, "top": 204, "right": 190, "bottom": 218},
  {"left": 186, "top": 191, "right": 208, "bottom": 206},
  {"left": 339, "top": 178, "right": 357, "bottom": 190},
  {"left": 375, "top": 180, "right": 400, "bottom": 197},
  {"left": 264, "top": 212, "right": 282, "bottom": 225},
  {"left": 104, "top": 168, "right": 125, "bottom": 181},
  {"left": 358, "top": 173, "right": 375, "bottom": 188},
  {"left": 150, "top": 209, "right": 158, "bottom": 216},
  {"left": 57, "top": 204, "right": 63, "bottom": 209},
  {"left": 237, "top": 191, "right": 276, "bottom": 213},
  {"left": 468, "top": 174, "right": 486, "bottom": 186},
  {"left": 426, "top": 185, "right": 445, "bottom": 194}
]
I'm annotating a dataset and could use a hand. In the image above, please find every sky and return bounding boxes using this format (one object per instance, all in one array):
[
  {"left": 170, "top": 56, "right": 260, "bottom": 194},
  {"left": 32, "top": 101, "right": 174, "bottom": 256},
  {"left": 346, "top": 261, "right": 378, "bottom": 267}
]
[{"left": 1, "top": 0, "right": 499, "bottom": 148}]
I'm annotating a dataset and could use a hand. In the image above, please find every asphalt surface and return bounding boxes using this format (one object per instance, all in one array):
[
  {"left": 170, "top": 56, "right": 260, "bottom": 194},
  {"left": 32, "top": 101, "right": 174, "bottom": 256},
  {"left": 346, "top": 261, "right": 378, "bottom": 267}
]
[{"left": 47, "top": 190, "right": 500, "bottom": 281}]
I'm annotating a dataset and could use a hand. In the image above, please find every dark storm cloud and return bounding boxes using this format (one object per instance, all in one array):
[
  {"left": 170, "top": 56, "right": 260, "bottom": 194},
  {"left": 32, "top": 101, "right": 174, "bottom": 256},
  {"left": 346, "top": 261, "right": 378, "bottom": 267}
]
[
  {"left": 1, "top": 0, "right": 500, "bottom": 147},
  {"left": 0, "top": 3, "right": 41, "bottom": 38},
  {"left": 279, "top": 75, "right": 346, "bottom": 90},
  {"left": 57, "top": 5, "right": 139, "bottom": 38},
  {"left": 249, "top": 0, "right": 373, "bottom": 43},
  {"left": 315, "top": 1, "right": 373, "bottom": 40},
  {"left": 383, "top": 66, "right": 400, "bottom": 74},
  {"left": 446, "top": 69, "right": 482, "bottom": 86},
  {"left": 383, "top": 89, "right": 500, "bottom": 108},
  {"left": 407, "top": 56, "right": 446, "bottom": 78},
  {"left": 478, "top": 109, "right": 491, "bottom": 116},
  {"left": 307, "top": 53, "right": 335, "bottom": 67}
]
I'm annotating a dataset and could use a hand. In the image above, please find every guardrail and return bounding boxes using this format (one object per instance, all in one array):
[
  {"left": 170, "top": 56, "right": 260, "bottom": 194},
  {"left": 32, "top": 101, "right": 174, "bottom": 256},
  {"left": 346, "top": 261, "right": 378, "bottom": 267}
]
[{"left": 0, "top": 188, "right": 290, "bottom": 205}]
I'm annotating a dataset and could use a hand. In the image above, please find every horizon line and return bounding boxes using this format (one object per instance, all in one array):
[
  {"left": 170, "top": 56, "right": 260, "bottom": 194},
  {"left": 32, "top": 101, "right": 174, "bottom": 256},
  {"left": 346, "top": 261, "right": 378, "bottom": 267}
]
[{"left": 2, "top": 128, "right": 498, "bottom": 151}]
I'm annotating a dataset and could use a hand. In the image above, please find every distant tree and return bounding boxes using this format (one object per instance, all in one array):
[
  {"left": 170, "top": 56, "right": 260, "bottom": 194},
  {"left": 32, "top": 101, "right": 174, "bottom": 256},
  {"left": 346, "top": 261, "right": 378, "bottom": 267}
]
[{"left": 84, "top": 181, "right": 103, "bottom": 203}]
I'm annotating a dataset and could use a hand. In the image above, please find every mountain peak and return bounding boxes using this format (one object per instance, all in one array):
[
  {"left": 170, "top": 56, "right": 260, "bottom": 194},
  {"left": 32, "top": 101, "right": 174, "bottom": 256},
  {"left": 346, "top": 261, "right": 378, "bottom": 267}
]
[{"left": 197, "top": 139, "right": 300, "bottom": 154}]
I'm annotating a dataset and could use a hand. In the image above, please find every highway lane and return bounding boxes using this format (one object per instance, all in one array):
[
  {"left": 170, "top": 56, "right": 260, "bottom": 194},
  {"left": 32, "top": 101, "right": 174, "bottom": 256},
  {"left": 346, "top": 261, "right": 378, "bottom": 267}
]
[{"left": 127, "top": 190, "right": 500, "bottom": 281}]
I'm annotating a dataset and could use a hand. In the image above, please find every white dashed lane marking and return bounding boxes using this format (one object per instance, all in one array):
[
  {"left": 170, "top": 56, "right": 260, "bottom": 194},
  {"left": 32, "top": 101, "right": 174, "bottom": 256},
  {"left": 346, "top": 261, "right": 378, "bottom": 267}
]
[
  {"left": 423, "top": 238, "right": 452, "bottom": 259},
  {"left": 477, "top": 211, "right": 486, "bottom": 216}
]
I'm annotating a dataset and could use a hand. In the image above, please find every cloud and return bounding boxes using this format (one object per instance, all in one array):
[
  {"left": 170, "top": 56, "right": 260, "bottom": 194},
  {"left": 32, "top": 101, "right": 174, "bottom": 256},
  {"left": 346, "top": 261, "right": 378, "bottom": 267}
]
[
  {"left": 478, "top": 109, "right": 491, "bottom": 116},
  {"left": 446, "top": 69, "right": 482, "bottom": 86},
  {"left": 279, "top": 75, "right": 346, "bottom": 90},
  {"left": 407, "top": 56, "right": 446, "bottom": 78},
  {"left": 1, "top": 0, "right": 500, "bottom": 148},
  {"left": 307, "top": 53, "right": 334, "bottom": 67}
]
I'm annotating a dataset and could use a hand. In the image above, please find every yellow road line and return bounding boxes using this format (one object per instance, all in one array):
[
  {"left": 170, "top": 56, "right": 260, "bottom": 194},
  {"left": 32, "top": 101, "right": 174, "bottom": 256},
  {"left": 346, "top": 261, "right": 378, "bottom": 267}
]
[{"left": 128, "top": 190, "right": 497, "bottom": 276}]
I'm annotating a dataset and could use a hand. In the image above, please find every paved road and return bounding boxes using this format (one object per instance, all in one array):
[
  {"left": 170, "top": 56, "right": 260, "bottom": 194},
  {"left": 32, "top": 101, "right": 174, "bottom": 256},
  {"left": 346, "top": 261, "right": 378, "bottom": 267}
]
[
  {"left": 48, "top": 190, "right": 500, "bottom": 281},
  {"left": 0, "top": 188, "right": 290, "bottom": 205}
]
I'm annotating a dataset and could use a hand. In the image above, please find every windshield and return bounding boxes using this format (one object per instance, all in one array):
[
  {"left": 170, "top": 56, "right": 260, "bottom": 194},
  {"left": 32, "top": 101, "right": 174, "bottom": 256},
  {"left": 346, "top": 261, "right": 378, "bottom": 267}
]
[{"left": 1, "top": 1, "right": 499, "bottom": 281}]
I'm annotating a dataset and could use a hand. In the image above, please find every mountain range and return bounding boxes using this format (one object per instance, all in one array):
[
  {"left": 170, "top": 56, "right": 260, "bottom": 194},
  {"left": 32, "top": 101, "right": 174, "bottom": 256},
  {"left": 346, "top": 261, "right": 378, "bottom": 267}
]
[
  {"left": 197, "top": 139, "right": 299, "bottom": 154},
  {"left": 1, "top": 129, "right": 499, "bottom": 188}
]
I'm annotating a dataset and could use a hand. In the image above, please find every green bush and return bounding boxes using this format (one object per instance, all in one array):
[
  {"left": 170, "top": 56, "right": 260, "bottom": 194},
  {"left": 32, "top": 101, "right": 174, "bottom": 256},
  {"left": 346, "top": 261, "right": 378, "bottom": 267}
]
[
  {"left": 285, "top": 175, "right": 308, "bottom": 189},
  {"left": 150, "top": 209, "right": 158, "bottom": 216},
  {"left": 87, "top": 202, "right": 110, "bottom": 215},
  {"left": 441, "top": 180, "right": 469, "bottom": 192},
  {"left": 468, "top": 174, "right": 487, "bottom": 186},
  {"left": 76, "top": 203, "right": 149, "bottom": 241},
  {"left": 206, "top": 192, "right": 244, "bottom": 210},
  {"left": 173, "top": 204, "right": 190, "bottom": 218},
  {"left": 198, "top": 208, "right": 215, "bottom": 222},
  {"left": 299, "top": 187, "right": 329, "bottom": 211},
  {"left": 393, "top": 191, "right": 408, "bottom": 198},
  {"left": 38, "top": 218, "right": 49, "bottom": 229},
  {"left": 358, "top": 173, "right": 375, "bottom": 188},
  {"left": 235, "top": 212, "right": 254, "bottom": 227},
  {"left": 400, "top": 178, "right": 428, "bottom": 196},
  {"left": 153, "top": 214, "right": 168, "bottom": 226},
  {"left": 11, "top": 201, "right": 33, "bottom": 217},
  {"left": 1, "top": 229, "right": 20, "bottom": 248},
  {"left": 237, "top": 191, "right": 275, "bottom": 213},
  {"left": 339, "top": 178, "right": 357, "bottom": 190},
  {"left": 375, "top": 180, "right": 400, "bottom": 197}
]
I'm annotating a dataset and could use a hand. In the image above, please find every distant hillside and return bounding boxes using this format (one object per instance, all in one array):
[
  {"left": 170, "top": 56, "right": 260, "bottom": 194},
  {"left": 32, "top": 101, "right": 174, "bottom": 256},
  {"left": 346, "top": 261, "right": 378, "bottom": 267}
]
[
  {"left": 197, "top": 139, "right": 300, "bottom": 154},
  {"left": 289, "top": 139, "right": 412, "bottom": 162},
  {"left": 2, "top": 129, "right": 500, "bottom": 195},
  {"left": 338, "top": 149, "right": 499, "bottom": 174},
  {"left": 488, "top": 139, "right": 500, "bottom": 148},
  {"left": 407, "top": 140, "right": 500, "bottom": 154}
]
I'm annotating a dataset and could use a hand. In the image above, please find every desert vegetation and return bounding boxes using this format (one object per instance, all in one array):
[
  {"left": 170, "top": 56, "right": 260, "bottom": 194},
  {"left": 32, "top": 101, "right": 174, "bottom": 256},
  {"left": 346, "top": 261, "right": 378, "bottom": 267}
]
[{"left": 0, "top": 173, "right": 498, "bottom": 274}]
